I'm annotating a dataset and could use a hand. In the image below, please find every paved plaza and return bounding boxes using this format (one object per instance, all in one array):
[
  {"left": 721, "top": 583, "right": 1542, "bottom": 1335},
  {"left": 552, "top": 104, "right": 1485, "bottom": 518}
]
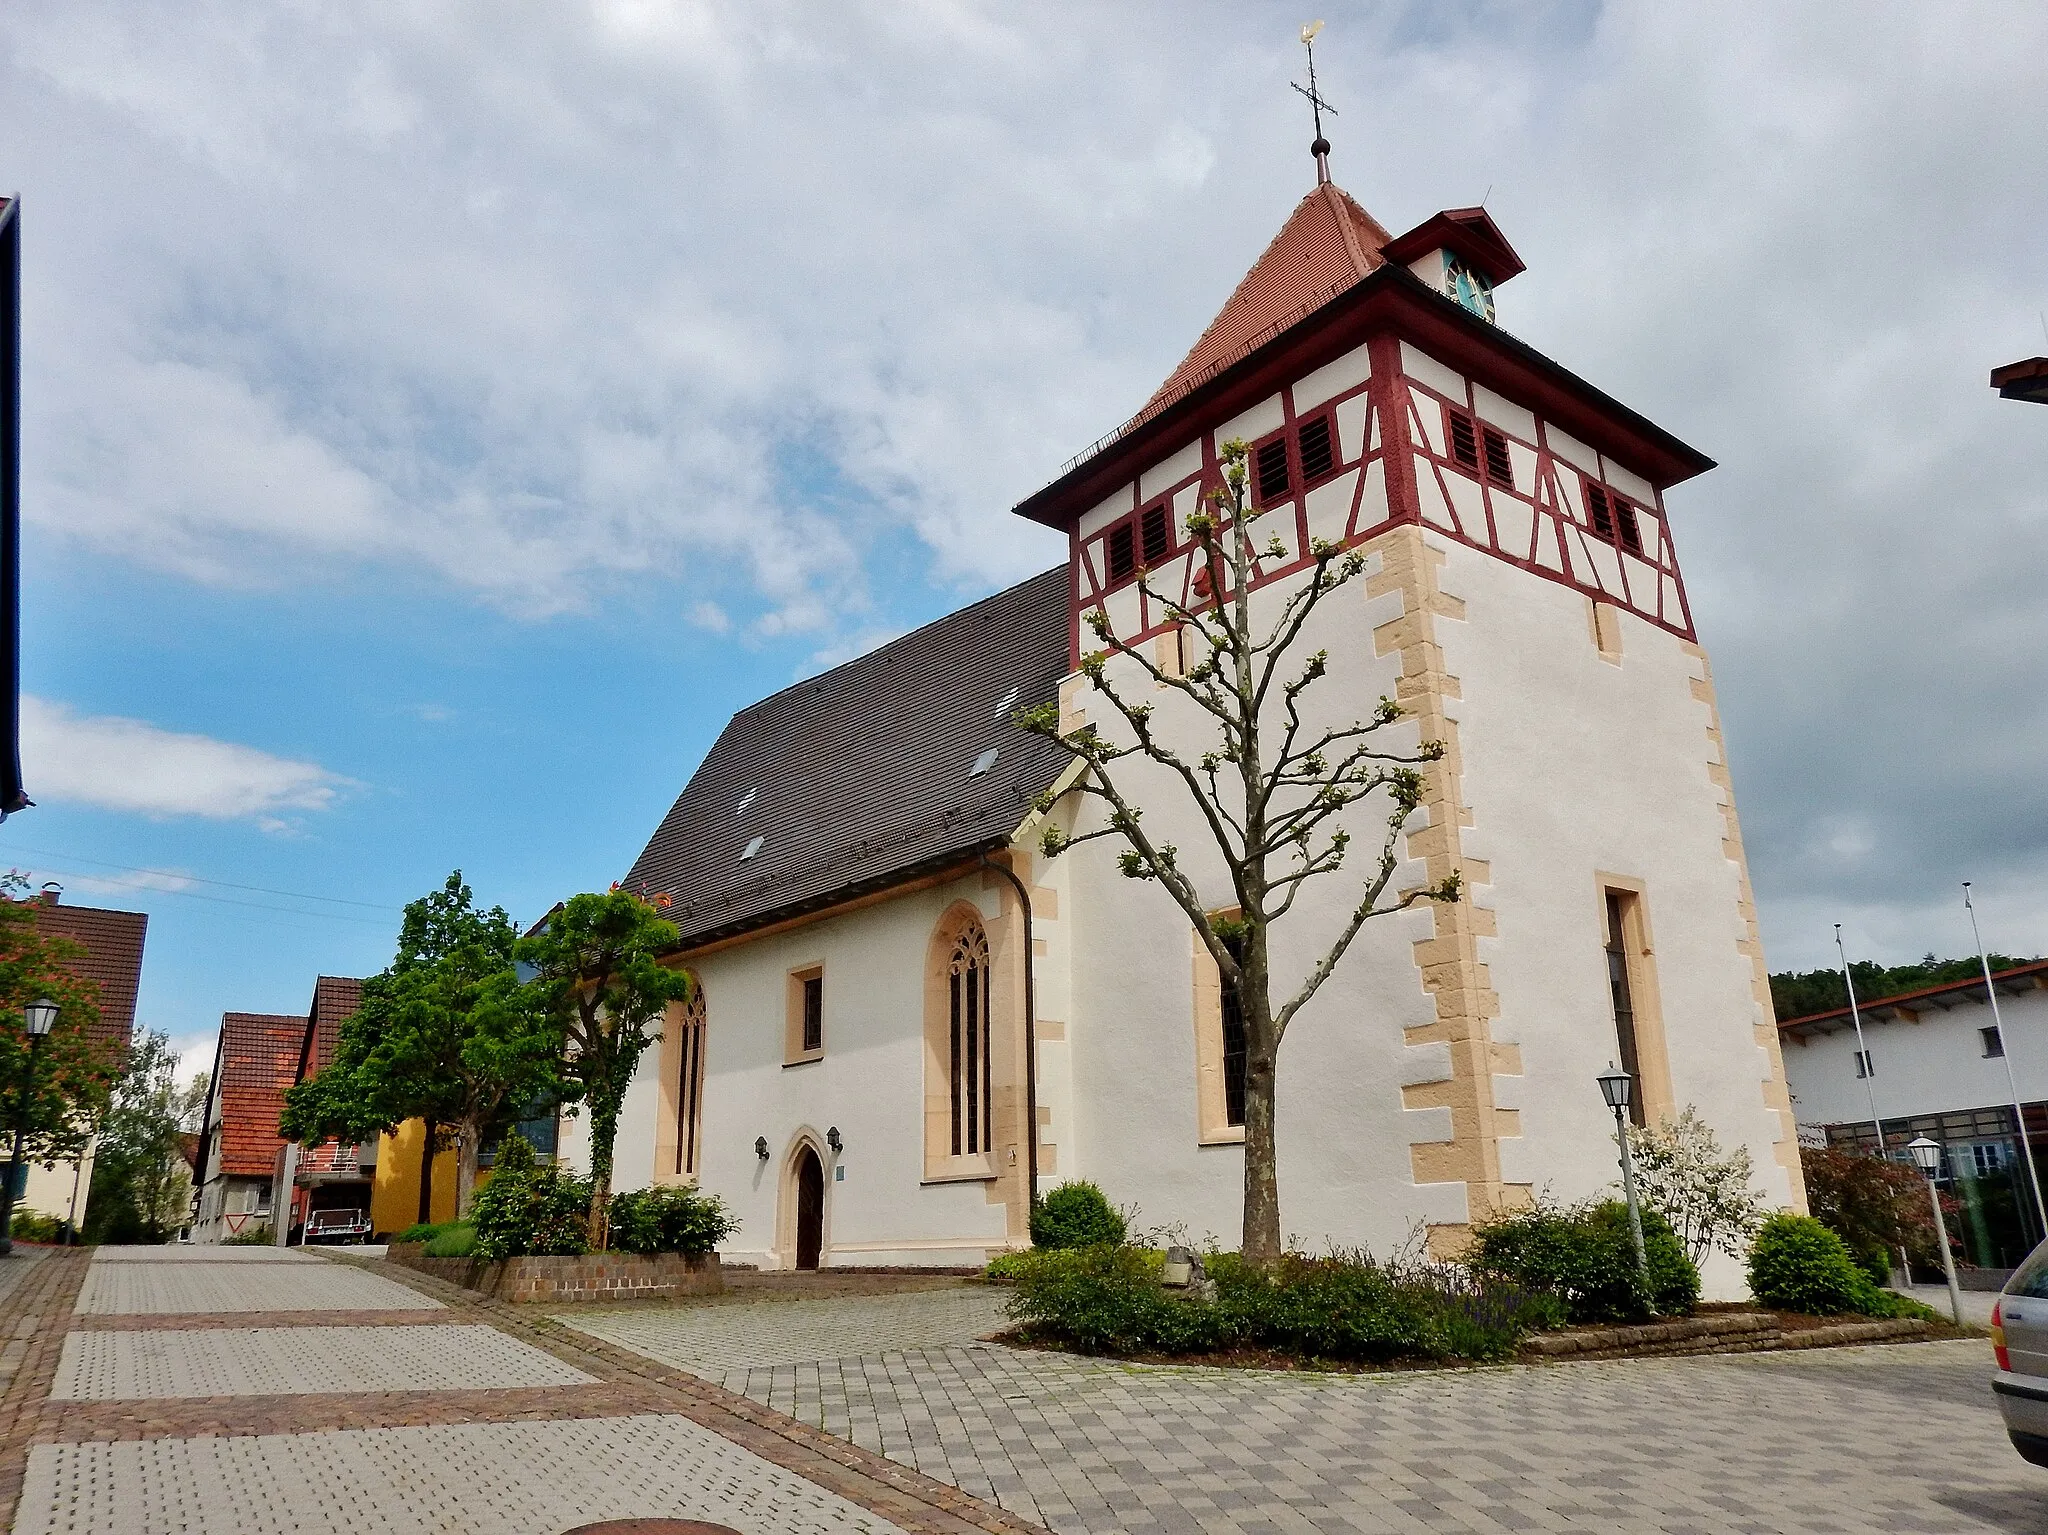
[{"left": 75, "top": 1259, "right": 441, "bottom": 1315}]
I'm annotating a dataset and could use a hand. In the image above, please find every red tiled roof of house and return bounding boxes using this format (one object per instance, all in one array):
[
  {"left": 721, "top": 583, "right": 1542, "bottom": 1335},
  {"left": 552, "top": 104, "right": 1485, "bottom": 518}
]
[
  {"left": 214, "top": 1012, "right": 305, "bottom": 1178},
  {"left": 297, "top": 975, "right": 364, "bottom": 1084},
  {"left": 27, "top": 892, "right": 147, "bottom": 1054},
  {"left": 1140, "top": 182, "right": 1392, "bottom": 421}
]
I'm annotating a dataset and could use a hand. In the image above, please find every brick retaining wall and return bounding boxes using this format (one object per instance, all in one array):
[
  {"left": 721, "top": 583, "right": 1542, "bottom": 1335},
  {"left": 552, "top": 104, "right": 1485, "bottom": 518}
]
[{"left": 385, "top": 1245, "right": 722, "bottom": 1304}]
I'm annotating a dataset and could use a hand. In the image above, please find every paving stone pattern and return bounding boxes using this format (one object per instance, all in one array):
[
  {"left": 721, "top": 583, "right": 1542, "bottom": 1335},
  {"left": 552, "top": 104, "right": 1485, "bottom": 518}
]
[
  {"left": 0, "top": 1252, "right": 45, "bottom": 1312},
  {"left": 74, "top": 1260, "right": 443, "bottom": 1315},
  {"left": 52, "top": 1324, "right": 592, "bottom": 1399},
  {"left": 703, "top": 1330, "right": 2042, "bottom": 1535},
  {"left": 87, "top": 1247, "right": 319, "bottom": 1263},
  {"left": 15, "top": 1412, "right": 912, "bottom": 1535},
  {"left": 560, "top": 1287, "right": 1012, "bottom": 1375}
]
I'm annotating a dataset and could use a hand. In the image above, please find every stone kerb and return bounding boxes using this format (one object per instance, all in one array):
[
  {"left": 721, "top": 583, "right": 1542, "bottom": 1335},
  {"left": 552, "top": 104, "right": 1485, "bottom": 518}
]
[
  {"left": 386, "top": 1244, "right": 722, "bottom": 1304},
  {"left": 1519, "top": 1309, "right": 1933, "bottom": 1361}
]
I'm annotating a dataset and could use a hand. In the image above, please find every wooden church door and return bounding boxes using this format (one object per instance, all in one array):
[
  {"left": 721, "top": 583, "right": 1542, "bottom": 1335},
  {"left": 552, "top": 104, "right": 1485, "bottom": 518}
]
[{"left": 795, "top": 1145, "right": 824, "bottom": 1270}]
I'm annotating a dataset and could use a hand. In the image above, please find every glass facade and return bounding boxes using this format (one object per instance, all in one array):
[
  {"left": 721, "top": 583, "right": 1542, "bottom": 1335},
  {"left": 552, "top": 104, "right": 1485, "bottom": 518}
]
[{"left": 1827, "top": 1103, "right": 2047, "bottom": 1270}]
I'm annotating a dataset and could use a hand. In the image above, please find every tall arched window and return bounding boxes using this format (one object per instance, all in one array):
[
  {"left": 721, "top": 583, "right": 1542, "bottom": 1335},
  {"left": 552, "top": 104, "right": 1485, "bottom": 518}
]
[
  {"left": 949, "top": 923, "right": 992, "bottom": 1156},
  {"left": 674, "top": 983, "right": 707, "bottom": 1176}
]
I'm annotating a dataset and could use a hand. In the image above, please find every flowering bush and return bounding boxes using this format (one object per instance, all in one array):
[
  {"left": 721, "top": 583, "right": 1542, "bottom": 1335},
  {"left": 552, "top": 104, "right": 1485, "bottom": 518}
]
[{"left": 1625, "top": 1107, "right": 1769, "bottom": 1264}]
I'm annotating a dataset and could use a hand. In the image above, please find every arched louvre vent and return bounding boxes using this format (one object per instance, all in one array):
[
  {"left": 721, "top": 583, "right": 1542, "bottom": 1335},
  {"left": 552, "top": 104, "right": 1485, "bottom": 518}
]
[{"left": 1297, "top": 416, "right": 1334, "bottom": 483}]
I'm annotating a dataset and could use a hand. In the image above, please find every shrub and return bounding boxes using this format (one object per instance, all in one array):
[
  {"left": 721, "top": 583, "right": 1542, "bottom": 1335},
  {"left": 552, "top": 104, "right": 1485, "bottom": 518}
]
[
  {"left": 9, "top": 1209, "right": 61, "bottom": 1243},
  {"left": 1748, "top": 1211, "right": 1887, "bottom": 1316},
  {"left": 423, "top": 1221, "right": 478, "bottom": 1258},
  {"left": 1852, "top": 1243, "right": 1894, "bottom": 1289},
  {"left": 471, "top": 1137, "right": 591, "bottom": 1260},
  {"left": 222, "top": 1223, "right": 274, "bottom": 1246},
  {"left": 1800, "top": 1146, "right": 1942, "bottom": 1264},
  {"left": 1625, "top": 1107, "right": 1769, "bottom": 1264},
  {"left": 1029, "top": 1182, "right": 1125, "bottom": 1250},
  {"left": 983, "top": 1250, "right": 1040, "bottom": 1282},
  {"left": 1470, "top": 1199, "right": 1699, "bottom": 1322},
  {"left": 607, "top": 1185, "right": 739, "bottom": 1257},
  {"left": 1007, "top": 1244, "right": 1215, "bottom": 1353},
  {"left": 394, "top": 1221, "right": 448, "bottom": 1245}
]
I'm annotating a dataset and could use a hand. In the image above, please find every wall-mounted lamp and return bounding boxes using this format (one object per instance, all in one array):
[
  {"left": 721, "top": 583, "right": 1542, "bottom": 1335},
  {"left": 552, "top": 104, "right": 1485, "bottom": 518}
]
[
  {"left": 754, "top": 1136, "right": 769, "bottom": 1161},
  {"left": 826, "top": 1126, "right": 843, "bottom": 1155}
]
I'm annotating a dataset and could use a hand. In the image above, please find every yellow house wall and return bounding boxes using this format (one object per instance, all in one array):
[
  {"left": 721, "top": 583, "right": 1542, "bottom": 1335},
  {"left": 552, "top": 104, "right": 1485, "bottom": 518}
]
[{"left": 369, "top": 1119, "right": 461, "bottom": 1233}]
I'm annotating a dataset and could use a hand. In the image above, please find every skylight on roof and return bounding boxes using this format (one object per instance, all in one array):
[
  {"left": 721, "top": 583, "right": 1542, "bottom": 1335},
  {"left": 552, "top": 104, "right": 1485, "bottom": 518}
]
[
  {"left": 735, "top": 787, "right": 757, "bottom": 814},
  {"left": 970, "top": 748, "right": 999, "bottom": 778},
  {"left": 994, "top": 685, "right": 1021, "bottom": 720},
  {"left": 740, "top": 835, "right": 765, "bottom": 861}
]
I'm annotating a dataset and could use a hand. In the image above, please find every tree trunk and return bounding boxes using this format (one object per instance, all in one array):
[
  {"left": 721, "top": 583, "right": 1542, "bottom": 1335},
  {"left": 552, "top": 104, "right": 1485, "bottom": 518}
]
[
  {"left": 586, "top": 1088, "right": 617, "bottom": 1251},
  {"left": 417, "top": 1119, "right": 437, "bottom": 1226},
  {"left": 454, "top": 1117, "right": 482, "bottom": 1220},
  {"left": 1241, "top": 1029, "right": 1282, "bottom": 1265}
]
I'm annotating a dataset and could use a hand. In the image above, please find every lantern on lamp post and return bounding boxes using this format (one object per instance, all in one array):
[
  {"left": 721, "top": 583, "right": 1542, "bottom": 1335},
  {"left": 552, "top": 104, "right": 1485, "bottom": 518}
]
[
  {"left": 1907, "top": 1136, "right": 1964, "bottom": 1326},
  {"left": 1597, "top": 1062, "right": 1653, "bottom": 1304},
  {"left": 0, "top": 999, "right": 59, "bottom": 1258}
]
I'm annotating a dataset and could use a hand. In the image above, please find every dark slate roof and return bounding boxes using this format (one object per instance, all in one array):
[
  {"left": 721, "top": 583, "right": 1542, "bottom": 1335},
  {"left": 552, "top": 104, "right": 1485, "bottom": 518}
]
[{"left": 623, "top": 566, "right": 1073, "bottom": 948}]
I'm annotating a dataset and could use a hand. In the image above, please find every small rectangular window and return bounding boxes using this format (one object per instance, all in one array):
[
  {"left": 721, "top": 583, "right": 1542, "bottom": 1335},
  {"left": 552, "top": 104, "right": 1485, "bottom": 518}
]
[
  {"left": 1854, "top": 1049, "right": 1874, "bottom": 1079},
  {"left": 1106, "top": 521, "right": 1136, "bottom": 582},
  {"left": 1255, "top": 437, "right": 1291, "bottom": 504},
  {"left": 1604, "top": 891, "right": 1645, "bottom": 1128},
  {"left": 1220, "top": 932, "right": 1248, "bottom": 1128},
  {"left": 1296, "top": 415, "right": 1335, "bottom": 484},
  {"left": 1140, "top": 504, "right": 1171, "bottom": 565},
  {"left": 1585, "top": 481, "right": 1616, "bottom": 540},
  {"left": 1983, "top": 1026, "right": 2005, "bottom": 1059},
  {"left": 1613, "top": 498, "right": 1643, "bottom": 552},
  {"left": 803, "top": 974, "right": 823, "bottom": 1053},
  {"left": 1482, "top": 427, "right": 1513, "bottom": 488},
  {"left": 1447, "top": 409, "right": 1479, "bottom": 470}
]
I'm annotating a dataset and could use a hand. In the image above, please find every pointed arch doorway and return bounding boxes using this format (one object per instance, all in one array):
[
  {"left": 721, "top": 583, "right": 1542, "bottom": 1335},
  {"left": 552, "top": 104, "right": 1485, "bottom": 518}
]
[{"left": 793, "top": 1143, "right": 824, "bottom": 1270}]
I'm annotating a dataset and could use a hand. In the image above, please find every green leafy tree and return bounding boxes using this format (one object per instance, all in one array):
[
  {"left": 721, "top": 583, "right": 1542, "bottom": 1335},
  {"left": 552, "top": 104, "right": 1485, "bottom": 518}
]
[
  {"left": 1799, "top": 1144, "right": 1943, "bottom": 1266},
  {"left": 517, "top": 889, "right": 691, "bottom": 1247},
  {"left": 0, "top": 885, "right": 122, "bottom": 1169},
  {"left": 284, "top": 873, "right": 561, "bottom": 1218},
  {"left": 1622, "top": 1106, "right": 1769, "bottom": 1265},
  {"left": 1770, "top": 951, "right": 2035, "bottom": 1020},
  {"left": 1018, "top": 439, "right": 1458, "bottom": 1265},
  {"left": 84, "top": 1030, "right": 195, "bottom": 1244}
]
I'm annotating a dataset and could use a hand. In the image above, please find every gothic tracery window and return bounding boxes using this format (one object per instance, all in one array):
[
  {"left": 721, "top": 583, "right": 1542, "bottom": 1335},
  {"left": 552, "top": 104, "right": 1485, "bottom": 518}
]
[
  {"left": 949, "top": 923, "right": 993, "bottom": 1157},
  {"left": 675, "top": 984, "right": 707, "bottom": 1176}
]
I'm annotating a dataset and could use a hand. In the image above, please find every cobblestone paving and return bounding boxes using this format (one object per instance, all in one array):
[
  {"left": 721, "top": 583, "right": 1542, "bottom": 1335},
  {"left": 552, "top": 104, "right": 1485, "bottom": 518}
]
[
  {"left": 15, "top": 1412, "right": 909, "bottom": 1535},
  {"left": 53, "top": 1325, "right": 592, "bottom": 1399},
  {"left": 0, "top": 1251, "right": 45, "bottom": 1310},
  {"left": 75, "top": 1260, "right": 443, "bottom": 1315},
  {"left": 694, "top": 1334, "right": 2045, "bottom": 1535},
  {"left": 87, "top": 1247, "right": 318, "bottom": 1263},
  {"left": 559, "top": 1286, "right": 1012, "bottom": 1375}
]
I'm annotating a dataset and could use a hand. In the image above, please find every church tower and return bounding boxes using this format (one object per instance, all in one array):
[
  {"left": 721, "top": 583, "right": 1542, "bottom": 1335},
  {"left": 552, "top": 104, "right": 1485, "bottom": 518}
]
[{"left": 1012, "top": 105, "right": 1803, "bottom": 1258}]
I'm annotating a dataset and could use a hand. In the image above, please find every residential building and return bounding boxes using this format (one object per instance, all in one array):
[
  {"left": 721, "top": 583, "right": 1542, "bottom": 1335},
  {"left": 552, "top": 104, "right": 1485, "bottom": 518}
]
[
  {"left": 1781, "top": 958, "right": 2048, "bottom": 1271},
  {"left": 563, "top": 147, "right": 1802, "bottom": 1290},
  {"left": 192, "top": 1012, "right": 303, "bottom": 1242},
  {"left": 273, "top": 976, "right": 373, "bottom": 1241},
  {"left": 18, "top": 885, "right": 147, "bottom": 1234}
]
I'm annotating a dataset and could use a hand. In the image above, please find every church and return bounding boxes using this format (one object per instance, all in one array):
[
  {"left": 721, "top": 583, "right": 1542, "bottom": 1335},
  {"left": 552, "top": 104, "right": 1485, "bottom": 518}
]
[{"left": 563, "top": 124, "right": 1807, "bottom": 1284}]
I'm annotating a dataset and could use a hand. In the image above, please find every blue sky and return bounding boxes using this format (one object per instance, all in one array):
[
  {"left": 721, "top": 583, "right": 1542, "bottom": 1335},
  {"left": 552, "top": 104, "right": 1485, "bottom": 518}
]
[{"left": 3, "top": 1, "right": 2045, "bottom": 1085}]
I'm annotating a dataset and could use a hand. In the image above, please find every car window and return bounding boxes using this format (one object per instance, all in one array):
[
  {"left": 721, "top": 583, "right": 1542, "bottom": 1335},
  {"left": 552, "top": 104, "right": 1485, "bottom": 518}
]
[{"left": 2009, "top": 1242, "right": 2048, "bottom": 1299}]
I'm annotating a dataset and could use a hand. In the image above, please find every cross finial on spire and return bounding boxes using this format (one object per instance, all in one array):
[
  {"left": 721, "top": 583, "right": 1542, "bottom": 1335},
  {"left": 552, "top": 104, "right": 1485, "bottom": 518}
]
[{"left": 1292, "top": 20, "right": 1337, "bottom": 185}]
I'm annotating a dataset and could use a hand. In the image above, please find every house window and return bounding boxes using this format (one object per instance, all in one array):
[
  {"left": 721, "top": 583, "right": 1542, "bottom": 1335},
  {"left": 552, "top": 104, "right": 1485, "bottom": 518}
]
[
  {"left": 1613, "top": 498, "right": 1643, "bottom": 552},
  {"left": 1141, "top": 504, "right": 1171, "bottom": 565},
  {"left": 1254, "top": 436, "right": 1291, "bottom": 504},
  {"left": 1219, "top": 930, "right": 1248, "bottom": 1128},
  {"left": 1854, "top": 1049, "right": 1875, "bottom": 1079},
  {"left": 1604, "top": 890, "right": 1646, "bottom": 1127},
  {"left": 1482, "top": 426, "right": 1513, "bottom": 488},
  {"left": 948, "top": 923, "right": 993, "bottom": 1156},
  {"left": 1585, "top": 481, "right": 1616, "bottom": 540},
  {"left": 1296, "top": 414, "right": 1336, "bottom": 485},
  {"left": 675, "top": 984, "right": 707, "bottom": 1176},
  {"left": 786, "top": 966, "right": 825, "bottom": 1062},
  {"left": 1447, "top": 409, "right": 1480, "bottom": 471},
  {"left": 1106, "top": 521, "right": 1136, "bottom": 582},
  {"left": 1984, "top": 1026, "right": 2006, "bottom": 1059}
]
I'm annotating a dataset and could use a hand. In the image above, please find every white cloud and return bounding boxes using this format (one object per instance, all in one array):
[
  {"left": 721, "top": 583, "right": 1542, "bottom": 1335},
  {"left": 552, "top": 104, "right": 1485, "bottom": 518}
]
[{"left": 21, "top": 696, "right": 351, "bottom": 824}]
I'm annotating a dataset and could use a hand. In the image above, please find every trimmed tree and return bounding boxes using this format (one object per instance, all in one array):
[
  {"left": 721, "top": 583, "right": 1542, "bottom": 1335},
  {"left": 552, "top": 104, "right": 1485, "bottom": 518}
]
[
  {"left": 516, "top": 890, "right": 691, "bottom": 1247},
  {"left": 1019, "top": 438, "right": 1458, "bottom": 1265},
  {"left": 284, "top": 873, "right": 560, "bottom": 1218}
]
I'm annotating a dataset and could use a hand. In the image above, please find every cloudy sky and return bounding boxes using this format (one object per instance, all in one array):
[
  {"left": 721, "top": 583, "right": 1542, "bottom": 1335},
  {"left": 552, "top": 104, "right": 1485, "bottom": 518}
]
[{"left": 3, "top": 1, "right": 2044, "bottom": 1082}]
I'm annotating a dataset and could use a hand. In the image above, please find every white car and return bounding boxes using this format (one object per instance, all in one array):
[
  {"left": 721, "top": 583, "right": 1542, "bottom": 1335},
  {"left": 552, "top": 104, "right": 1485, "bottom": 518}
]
[{"left": 1993, "top": 1243, "right": 2048, "bottom": 1465}]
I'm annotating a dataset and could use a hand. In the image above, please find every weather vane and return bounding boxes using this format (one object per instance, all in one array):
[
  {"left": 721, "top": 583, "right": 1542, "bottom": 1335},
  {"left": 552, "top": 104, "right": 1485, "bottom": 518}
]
[{"left": 1292, "top": 20, "right": 1337, "bottom": 185}]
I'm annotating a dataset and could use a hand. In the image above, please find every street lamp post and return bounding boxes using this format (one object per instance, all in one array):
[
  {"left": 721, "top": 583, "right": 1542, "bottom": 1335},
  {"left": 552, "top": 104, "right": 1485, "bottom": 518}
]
[
  {"left": 1598, "top": 1062, "right": 1653, "bottom": 1306},
  {"left": 1907, "top": 1135, "right": 1964, "bottom": 1326},
  {"left": 0, "top": 999, "right": 58, "bottom": 1259}
]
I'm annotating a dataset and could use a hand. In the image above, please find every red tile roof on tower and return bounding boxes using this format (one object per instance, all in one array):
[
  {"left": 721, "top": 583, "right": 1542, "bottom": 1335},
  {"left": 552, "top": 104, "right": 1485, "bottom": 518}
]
[
  {"left": 26, "top": 890, "right": 147, "bottom": 1055},
  {"left": 297, "top": 975, "right": 364, "bottom": 1084},
  {"left": 1142, "top": 182, "right": 1392, "bottom": 421},
  {"left": 213, "top": 1012, "right": 305, "bottom": 1178}
]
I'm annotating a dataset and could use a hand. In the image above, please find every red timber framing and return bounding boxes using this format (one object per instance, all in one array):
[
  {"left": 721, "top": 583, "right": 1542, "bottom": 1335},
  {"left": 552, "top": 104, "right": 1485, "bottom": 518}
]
[{"left": 1019, "top": 265, "right": 1713, "bottom": 666}]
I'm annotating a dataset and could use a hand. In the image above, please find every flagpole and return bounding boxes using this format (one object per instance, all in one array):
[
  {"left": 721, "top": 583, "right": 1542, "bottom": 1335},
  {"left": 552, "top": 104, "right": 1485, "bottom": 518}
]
[
  {"left": 1965, "top": 883, "right": 2048, "bottom": 1240},
  {"left": 1838, "top": 924, "right": 1889, "bottom": 1155}
]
